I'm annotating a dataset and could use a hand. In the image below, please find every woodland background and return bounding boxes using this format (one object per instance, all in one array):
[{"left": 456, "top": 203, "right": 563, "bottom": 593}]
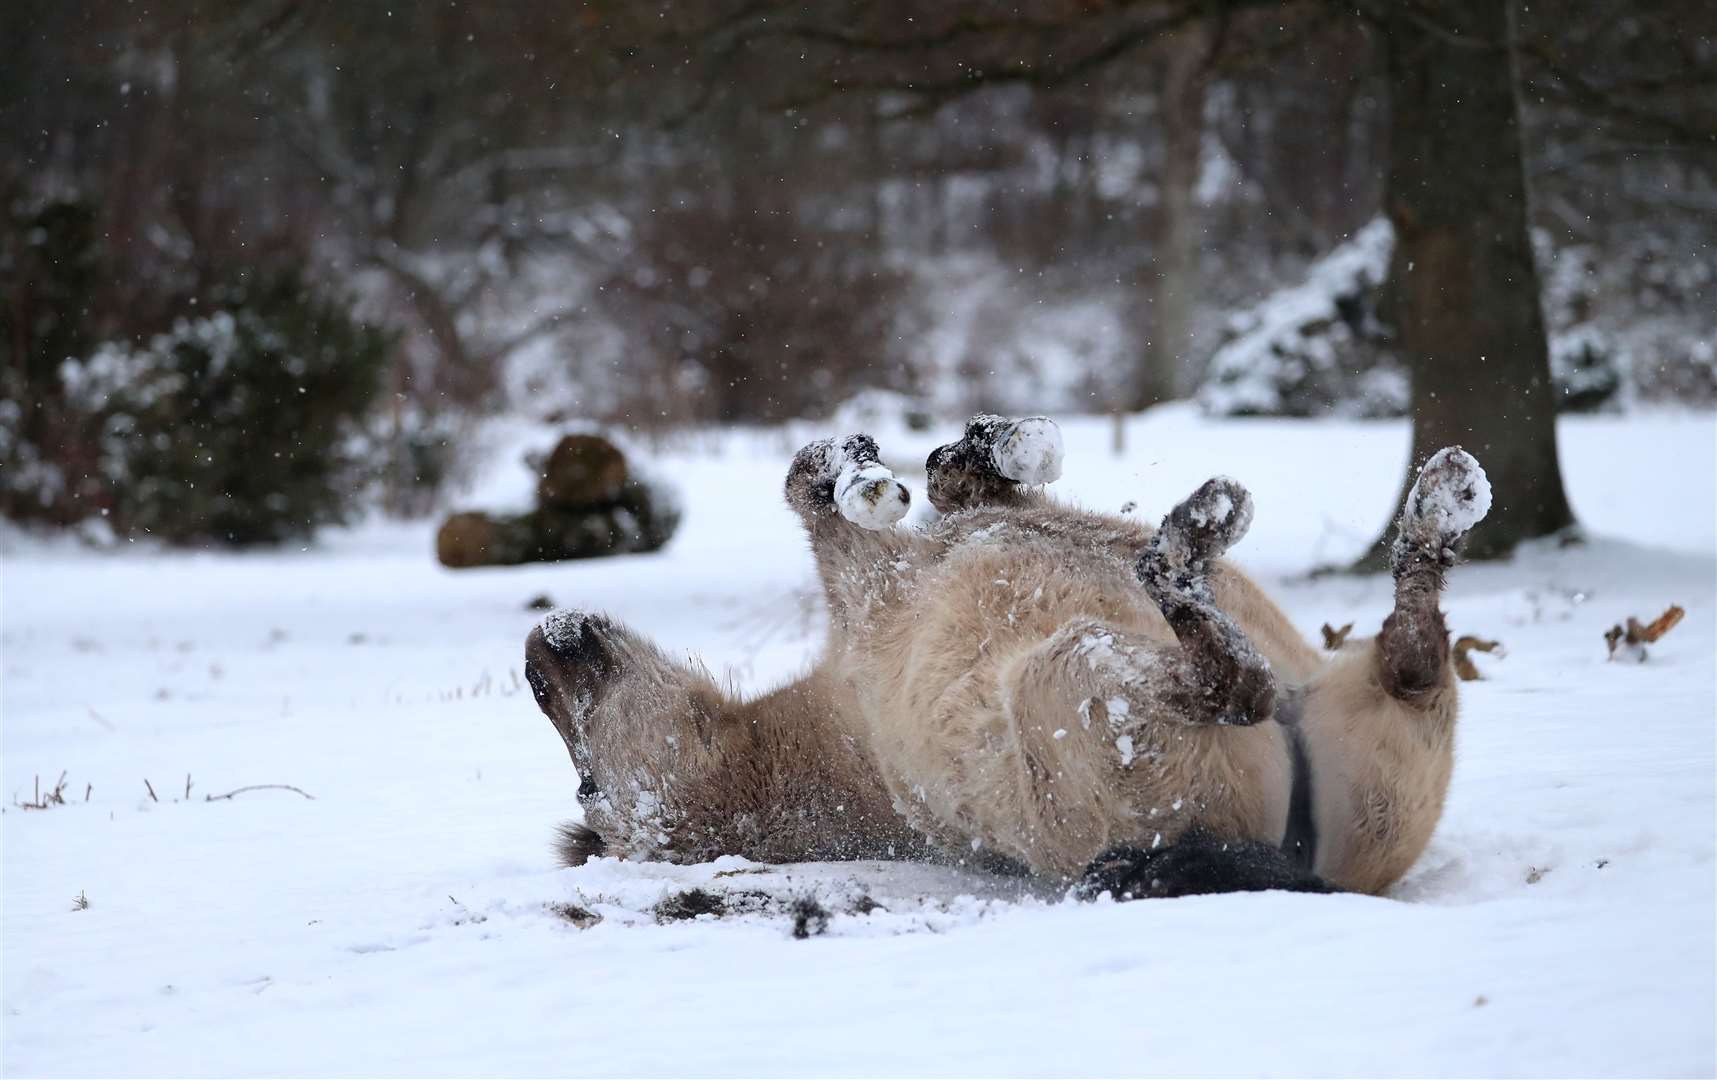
[{"left": 3, "top": 0, "right": 1713, "bottom": 554}]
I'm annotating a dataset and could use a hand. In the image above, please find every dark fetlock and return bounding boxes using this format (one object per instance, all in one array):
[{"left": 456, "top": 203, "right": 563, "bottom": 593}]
[
  {"left": 926, "top": 414, "right": 1063, "bottom": 513},
  {"left": 1134, "top": 477, "right": 1275, "bottom": 725}
]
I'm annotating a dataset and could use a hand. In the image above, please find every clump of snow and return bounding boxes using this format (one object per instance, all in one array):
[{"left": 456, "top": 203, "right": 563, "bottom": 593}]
[
  {"left": 539, "top": 608, "right": 592, "bottom": 653},
  {"left": 1185, "top": 476, "right": 1254, "bottom": 546},
  {"left": 1198, "top": 218, "right": 1404, "bottom": 419},
  {"left": 1114, "top": 734, "right": 1137, "bottom": 768},
  {"left": 835, "top": 460, "right": 911, "bottom": 531},
  {"left": 1200, "top": 491, "right": 1234, "bottom": 525},
  {"left": 990, "top": 416, "right": 1064, "bottom": 486},
  {"left": 1406, "top": 447, "right": 1493, "bottom": 543}
]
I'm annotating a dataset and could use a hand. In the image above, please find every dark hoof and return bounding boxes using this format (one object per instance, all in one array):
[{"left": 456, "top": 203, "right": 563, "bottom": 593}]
[
  {"left": 1395, "top": 446, "right": 1492, "bottom": 568},
  {"left": 1076, "top": 845, "right": 1167, "bottom": 901},
  {"left": 925, "top": 414, "right": 1061, "bottom": 513},
  {"left": 1136, "top": 477, "right": 1255, "bottom": 612},
  {"left": 1159, "top": 476, "right": 1254, "bottom": 566},
  {"left": 788, "top": 434, "right": 910, "bottom": 529}
]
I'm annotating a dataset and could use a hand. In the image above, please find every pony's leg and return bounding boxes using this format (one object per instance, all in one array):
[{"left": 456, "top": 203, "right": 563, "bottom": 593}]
[
  {"left": 1284, "top": 448, "right": 1490, "bottom": 895},
  {"left": 1133, "top": 476, "right": 1277, "bottom": 726},
  {"left": 784, "top": 433, "right": 934, "bottom": 626},
  {"left": 1377, "top": 447, "right": 1492, "bottom": 699}
]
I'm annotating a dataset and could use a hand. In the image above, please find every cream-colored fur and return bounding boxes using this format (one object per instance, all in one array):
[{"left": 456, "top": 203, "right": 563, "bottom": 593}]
[
  {"left": 526, "top": 432, "right": 1471, "bottom": 896},
  {"left": 803, "top": 498, "right": 1454, "bottom": 890}
]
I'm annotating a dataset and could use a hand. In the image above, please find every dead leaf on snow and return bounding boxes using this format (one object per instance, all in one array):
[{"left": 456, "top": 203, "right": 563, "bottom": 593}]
[
  {"left": 1320, "top": 622, "right": 1353, "bottom": 650},
  {"left": 1632, "top": 604, "right": 1685, "bottom": 643},
  {"left": 1605, "top": 603, "right": 1685, "bottom": 661},
  {"left": 1452, "top": 635, "right": 1505, "bottom": 681}
]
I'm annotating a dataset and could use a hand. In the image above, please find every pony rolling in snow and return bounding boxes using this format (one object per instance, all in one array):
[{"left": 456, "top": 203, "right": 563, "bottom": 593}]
[{"left": 524, "top": 416, "right": 1490, "bottom": 897}]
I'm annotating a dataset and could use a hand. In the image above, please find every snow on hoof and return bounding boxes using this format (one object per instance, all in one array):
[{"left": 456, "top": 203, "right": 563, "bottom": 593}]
[
  {"left": 1156, "top": 476, "right": 1255, "bottom": 569},
  {"left": 819, "top": 434, "right": 909, "bottom": 530},
  {"left": 836, "top": 460, "right": 911, "bottom": 530},
  {"left": 1398, "top": 447, "right": 1491, "bottom": 560},
  {"left": 789, "top": 434, "right": 912, "bottom": 529},
  {"left": 990, "top": 416, "right": 1064, "bottom": 486}
]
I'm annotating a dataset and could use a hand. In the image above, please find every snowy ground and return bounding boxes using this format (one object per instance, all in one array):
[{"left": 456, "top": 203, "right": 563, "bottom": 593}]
[{"left": 4, "top": 406, "right": 1714, "bottom": 1078}]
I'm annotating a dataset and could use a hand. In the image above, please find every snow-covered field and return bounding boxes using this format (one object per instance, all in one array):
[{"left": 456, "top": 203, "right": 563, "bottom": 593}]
[{"left": 4, "top": 406, "right": 1714, "bottom": 1078}]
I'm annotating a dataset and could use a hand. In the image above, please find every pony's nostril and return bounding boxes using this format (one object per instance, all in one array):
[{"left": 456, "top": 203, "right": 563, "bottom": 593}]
[{"left": 577, "top": 774, "right": 599, "bottom": 800}]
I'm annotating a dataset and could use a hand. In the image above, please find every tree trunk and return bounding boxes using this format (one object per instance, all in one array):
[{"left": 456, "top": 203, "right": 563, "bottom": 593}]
[
  {"left": 1139, "top": 26, "right": 1208, "bottom": 409},
  {"left": 1364, "top": 0, "right": 1575, "bottom": 564}
]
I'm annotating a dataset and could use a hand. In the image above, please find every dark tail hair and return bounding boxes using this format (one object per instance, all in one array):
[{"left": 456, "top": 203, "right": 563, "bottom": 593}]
[
  {"left": 1076, "top": 827, "right": 1336, "bottom": 900},
  {"left": 554, "top": 821, "right": 607, "bottom": 868}
]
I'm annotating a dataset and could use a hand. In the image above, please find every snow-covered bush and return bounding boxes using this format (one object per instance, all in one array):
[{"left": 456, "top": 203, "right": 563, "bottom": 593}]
[
  {"left": 1537, "top": 236, "right": 1622, "bottom": 413},
  {"left": 1549, "top": 325, "right": 1623, "bottom": 413},
  {"left": 949, "top": 293, "right": 1137, "bottom": 416},
  {"left": 1633, "top": 336, "right": 1717, "bottom": 405},
  {"left": 1199, "top": 219, "right": 1639, "bottom": 418},
  {"left": 0, "top": 196, "right": 109, "bottom": 525},
  {"left": 58, "top": 271, "right": 390, "bottom": 545},
  {"left": 1574, "top": 231, "right": 1715, "bottom": 407},
  {"left": 1197, "top": 220, "right": 1404, "bottom": 418}
]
